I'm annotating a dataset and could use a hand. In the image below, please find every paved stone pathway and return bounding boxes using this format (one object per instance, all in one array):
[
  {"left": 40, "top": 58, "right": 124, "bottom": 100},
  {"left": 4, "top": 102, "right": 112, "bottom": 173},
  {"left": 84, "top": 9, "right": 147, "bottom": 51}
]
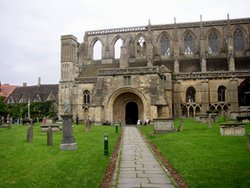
[{"left": 113, "top": 126, "right": 176, "bottom": 188}]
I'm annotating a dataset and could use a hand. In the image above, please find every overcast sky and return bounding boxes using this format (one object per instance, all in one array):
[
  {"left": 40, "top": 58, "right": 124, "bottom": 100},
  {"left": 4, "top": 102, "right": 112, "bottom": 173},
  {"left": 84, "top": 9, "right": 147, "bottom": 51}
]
[{"left": 1, "top": 0, "right": 250, "bottom": 86}]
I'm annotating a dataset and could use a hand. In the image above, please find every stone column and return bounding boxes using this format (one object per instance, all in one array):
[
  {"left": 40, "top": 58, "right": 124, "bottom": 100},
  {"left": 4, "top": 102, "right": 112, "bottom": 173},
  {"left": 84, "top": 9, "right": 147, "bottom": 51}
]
[
  {"left": 173, "top": 80, "right": 182, "bottom": 117},
  {"left": 201, "top": 79, "right": 209, "bottom": 114},
  {"left": 60, "top": 113, "right": 77, "bottom": 150},
  {"left": 229, "top": 77, "right": 239, "bottom": 112}
]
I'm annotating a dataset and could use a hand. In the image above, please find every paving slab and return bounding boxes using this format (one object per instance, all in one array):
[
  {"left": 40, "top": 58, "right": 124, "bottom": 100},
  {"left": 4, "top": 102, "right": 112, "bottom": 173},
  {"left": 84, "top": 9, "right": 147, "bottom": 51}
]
[{"left": 113, "top": 126, "right": 176, "bottom": 188}]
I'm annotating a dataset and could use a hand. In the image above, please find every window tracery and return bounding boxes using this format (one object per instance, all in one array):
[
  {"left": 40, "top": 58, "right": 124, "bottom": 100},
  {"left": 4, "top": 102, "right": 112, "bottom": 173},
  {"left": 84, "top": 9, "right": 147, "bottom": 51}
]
[
  {"left": 233, "top": 28, "right": 244, "bottom": 52},
  {"left": 208, "top": 31, "right": 219, "bottom": 54},
  {"left": 184, "top": 32, "right": 194, "bottom": 55},
  {"left": 160, "top": 35, "right": 171, "bottom": 56}
]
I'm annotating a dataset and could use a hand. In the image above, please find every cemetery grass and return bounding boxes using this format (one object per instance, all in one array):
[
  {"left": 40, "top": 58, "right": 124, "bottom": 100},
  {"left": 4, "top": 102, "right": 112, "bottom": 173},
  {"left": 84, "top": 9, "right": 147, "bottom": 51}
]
[
  {"left": 140, "top": 118, "right": 250, "bottom": 188},
  {"left": 0, "top": 124, "right": 120, "bottom": 188}
]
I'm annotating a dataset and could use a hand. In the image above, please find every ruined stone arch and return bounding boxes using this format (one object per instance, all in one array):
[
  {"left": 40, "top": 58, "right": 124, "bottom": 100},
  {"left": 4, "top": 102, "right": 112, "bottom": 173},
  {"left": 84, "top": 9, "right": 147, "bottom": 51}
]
[
  {"left": 90, "top": 37, "right": 104, "bottom": 60},
  {"left": 181, "top": 29, "right": 197, "bottom": 55},
  {"left": 106, "top": 87, "right": 148, "bottom": 124},
  {"left": 134, "top": 33, "right": 147, "bottom": 57},
  {"left": 156, "top": 31, "right": 173, "bottom": 56},
  {"left": 111, "top": 35, "right": 124, "bottom": 59},
  {"left": 205, "top": 28, "right": 222, "bottom": 55}
]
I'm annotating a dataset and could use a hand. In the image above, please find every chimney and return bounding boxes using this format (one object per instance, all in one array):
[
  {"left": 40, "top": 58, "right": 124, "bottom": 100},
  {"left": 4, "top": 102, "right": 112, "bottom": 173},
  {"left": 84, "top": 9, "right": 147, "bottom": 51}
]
[
  {"left": 38, "top": 77, "right": 41, "bottom": 87},
  {"left": 23, "top": 82, "right": 27, "bottom": 87}
]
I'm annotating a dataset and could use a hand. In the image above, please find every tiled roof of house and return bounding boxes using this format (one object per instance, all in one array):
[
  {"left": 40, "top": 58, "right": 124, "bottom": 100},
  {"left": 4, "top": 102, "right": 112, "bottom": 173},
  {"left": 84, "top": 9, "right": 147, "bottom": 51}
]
[
  {"left": 7, "top": 84, "right": 58, "bottom": 103},
  {"left": 0, "top": 84, "right": 18, "bottom": 99}
]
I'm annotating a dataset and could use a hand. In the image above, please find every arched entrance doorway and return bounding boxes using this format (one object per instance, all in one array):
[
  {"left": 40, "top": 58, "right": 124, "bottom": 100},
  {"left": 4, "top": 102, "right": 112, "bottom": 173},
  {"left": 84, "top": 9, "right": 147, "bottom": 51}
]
[
  {"left": 125, "top": 102, "right": 138, "bottom": 124},
  {"left": 112, "top": 92, "right": 143, "bottom": 125}
]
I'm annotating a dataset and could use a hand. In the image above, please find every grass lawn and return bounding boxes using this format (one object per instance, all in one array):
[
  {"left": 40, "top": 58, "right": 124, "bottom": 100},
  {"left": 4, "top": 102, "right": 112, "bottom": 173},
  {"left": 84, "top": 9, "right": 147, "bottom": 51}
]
[
  {"left": 140, "top": 118, "right": 250, "bottom": 188},
  {"left": 0, "top": 124, "right": 120, "bottom": 188}
]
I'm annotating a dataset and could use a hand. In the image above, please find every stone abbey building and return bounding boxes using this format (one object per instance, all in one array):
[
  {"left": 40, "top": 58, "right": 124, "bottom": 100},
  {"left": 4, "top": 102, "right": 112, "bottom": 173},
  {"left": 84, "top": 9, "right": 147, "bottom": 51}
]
[{"left": 59, "top": 16, "right": 250, "bottom": 124}]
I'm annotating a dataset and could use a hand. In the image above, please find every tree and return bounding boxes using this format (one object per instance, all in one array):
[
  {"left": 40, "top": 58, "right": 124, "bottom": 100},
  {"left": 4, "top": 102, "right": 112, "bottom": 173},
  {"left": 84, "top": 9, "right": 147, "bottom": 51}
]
[{"left": 0, "top": 96, "right": 8, "bottom": 116}]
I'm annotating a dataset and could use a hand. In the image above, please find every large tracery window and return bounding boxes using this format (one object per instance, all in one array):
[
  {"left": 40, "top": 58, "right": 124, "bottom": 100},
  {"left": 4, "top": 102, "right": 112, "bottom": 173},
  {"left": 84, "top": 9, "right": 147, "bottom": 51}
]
[
  {"left": 233, "top": 28, "right": 244, "bottom": 52},
  {"left": 83, "top": 90, "right": 90, "bottom": 105},
  {"left": 208, "top": 31, "right": 219, "bottom": 54},
  {"left": 186, "top": 87, "right": 196, "bottom": 103},
  {"left": 184, "top": 32, "right": 194, "bottom": 55},
  {"left": 160, "top": 35, "right": 171, "bottom": 56},
  {"left": 218, "top": 86, "right": 226, "bottom": 102}
]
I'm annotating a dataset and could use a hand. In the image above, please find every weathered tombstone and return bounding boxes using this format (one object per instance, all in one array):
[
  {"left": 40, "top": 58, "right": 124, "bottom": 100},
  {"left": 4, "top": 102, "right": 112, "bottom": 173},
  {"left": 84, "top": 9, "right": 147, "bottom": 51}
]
[
  {"left": 85, "top": 116, "right": 91, "bottom": 132},
  {"left": 47, "top": 126, "right": 53, "bottom": 146},
  {"left": 208, "top": 116, "right": 212, "bottom": 128},
  {"left": 20, "top": 118, "right": 23, "bottom": 125},
  {"left": 248, "top": 133, "right": 250, "bottom": 151},
  {"left": 153, "top": 118, "right": 175, "bottom": 133},
  {"left": 27, "top": 123, "right": 33, "bottom": 142},
  {"left": 60, "top": 113, "right": 77, "bottom": 150},
  {"left": 177, "top": 120, "right": 184, "bottom": 131}
]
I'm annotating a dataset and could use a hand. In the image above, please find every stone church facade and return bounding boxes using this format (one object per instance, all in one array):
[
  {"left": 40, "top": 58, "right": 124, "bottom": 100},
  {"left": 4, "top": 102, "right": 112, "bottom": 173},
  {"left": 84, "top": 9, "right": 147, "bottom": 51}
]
[{"left": 59, "top": 16, "right": 250, "bottom": 124}]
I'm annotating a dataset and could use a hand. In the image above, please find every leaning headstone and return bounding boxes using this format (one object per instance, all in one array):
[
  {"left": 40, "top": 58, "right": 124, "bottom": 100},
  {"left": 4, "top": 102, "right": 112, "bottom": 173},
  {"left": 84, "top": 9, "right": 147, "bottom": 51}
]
[
  {"left": 27, "top": 124, "right": 33, "bottom": 142},
  {"left": 47, "top": 127, "right": 53, "bottom": 146},
  {"left": 177, "top": 120, "right": 184, "bottom": 131},
  {"left": 1, "top": 117, "right": 4, "bottom": 125}
]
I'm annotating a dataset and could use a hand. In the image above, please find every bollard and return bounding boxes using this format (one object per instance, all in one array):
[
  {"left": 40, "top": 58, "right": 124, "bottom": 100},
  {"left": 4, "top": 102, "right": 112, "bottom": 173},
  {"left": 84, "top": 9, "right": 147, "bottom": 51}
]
[
  {"left": 115, "top": 124, "right": 118, "bottom": 133},
  {"left": 104, "top": 133, "right": 108, "bottom": 156}
]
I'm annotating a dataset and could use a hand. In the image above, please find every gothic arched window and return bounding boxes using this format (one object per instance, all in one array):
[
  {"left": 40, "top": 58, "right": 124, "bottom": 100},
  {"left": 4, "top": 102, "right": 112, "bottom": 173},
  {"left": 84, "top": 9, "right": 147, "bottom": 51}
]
[
  {"left": 160, "top": 35, "right": 171, "bottom": 56},
  {"left": 218, "top": 86, "right": 226, "bottom": 102},
  {"left": 83, "top": 90, "right": 90, "bottom": 105},
  {"left": 208, "top": 31, "right": 219, "bottom": 54},
  {"left": 114, "top": 38, "right": 123, "bottom": 59},
  {"left": 186, "top": 87, "right": 196, "bottom": 103},
  {"left": 184, "top": 32, "right": 194, "bottom": 55},
  {"left": 136, "top": 36, "right": 146, "bottom": 56},
  {"left": 233, "top": 28, "right": 244, "bottom": 52},
  {"left": 93, "top": 40, "right": 102, "bottom": 60}
]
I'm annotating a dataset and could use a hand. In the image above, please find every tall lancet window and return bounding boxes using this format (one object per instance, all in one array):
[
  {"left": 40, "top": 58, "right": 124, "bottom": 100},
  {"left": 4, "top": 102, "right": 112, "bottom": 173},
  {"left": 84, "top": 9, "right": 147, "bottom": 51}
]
[
  {"left": 233, "top": 28, "right": 244, "bottom": 52},
  {"left": 208, "top": 31, "right": 219, "bottom": 54},
  {"left": 184, "top": 32, "right": 194, "bottom": 55},
  {"left": 160, "top": 35, "right": 171, "bottom": 56}
]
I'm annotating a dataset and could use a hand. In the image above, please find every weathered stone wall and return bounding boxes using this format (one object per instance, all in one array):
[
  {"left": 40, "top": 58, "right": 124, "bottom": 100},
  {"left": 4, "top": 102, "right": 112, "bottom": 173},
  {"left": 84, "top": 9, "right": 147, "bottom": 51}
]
[{"left": 59, "top": 17, "right": 250, "bottom": 121}]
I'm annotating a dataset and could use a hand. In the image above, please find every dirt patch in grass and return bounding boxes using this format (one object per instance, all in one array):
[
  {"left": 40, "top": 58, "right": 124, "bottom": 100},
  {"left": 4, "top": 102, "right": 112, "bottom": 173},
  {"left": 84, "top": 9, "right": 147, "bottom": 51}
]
[
  {"left": 100, "top": 131, "right": 122, "bottom": 188},
  {"left": 144, "top": 135, "right": 188, "bottom": 188}
]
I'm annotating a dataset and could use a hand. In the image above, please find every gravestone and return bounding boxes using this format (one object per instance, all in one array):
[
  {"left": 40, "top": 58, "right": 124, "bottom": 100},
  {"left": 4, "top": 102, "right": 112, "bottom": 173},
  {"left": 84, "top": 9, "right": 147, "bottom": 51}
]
[
  {"left": 47, "top": 126, "right": 53, "bottom": 146},
  {"left": 208, "top": 116, "right": 212, "bottom": 128},
  {"left": 60, "top": 113, "right": 77, "bottom": 150},
  {"left": 27, "top": 123, "right": 33, "bottom": 142},
  {"left": 177, "top": 120, "right": 184, "bottom": 131},
  {"left": 153, "top": 118, "right": 174, "bottom": 133}
]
